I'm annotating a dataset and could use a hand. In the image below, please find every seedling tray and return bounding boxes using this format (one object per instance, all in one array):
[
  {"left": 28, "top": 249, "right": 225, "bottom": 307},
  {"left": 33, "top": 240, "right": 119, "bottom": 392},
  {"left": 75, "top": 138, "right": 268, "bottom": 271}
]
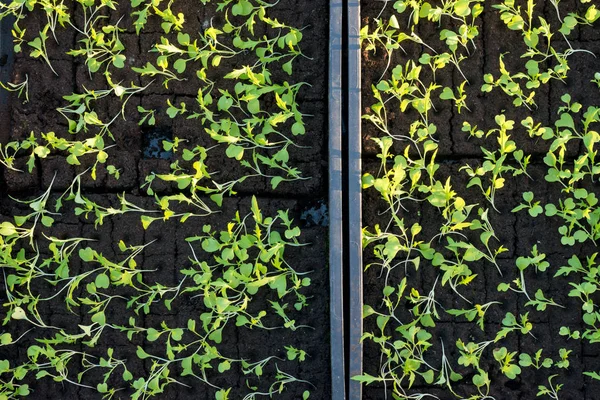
[
  {"left": 0, "top": 1, "right": 342, "bottom": 398},
  {"left": 353, "top": 1, "right": 600, "bottom": 399}
]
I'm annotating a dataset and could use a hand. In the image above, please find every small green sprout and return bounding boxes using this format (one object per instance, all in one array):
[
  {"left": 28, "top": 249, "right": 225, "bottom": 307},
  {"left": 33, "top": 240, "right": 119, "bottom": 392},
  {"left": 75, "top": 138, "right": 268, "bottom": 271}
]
[
  {"left": 446, "top": 301, "right": 501, "bottom": 331},
  {"left": 493, "top": 347, "right": 521, "bottom": 379},
  {"left": 518, "top": 349, "right": 553, "bottom": 369},
  {"left": 537, "top": 374, "right": 562, "bottom": 399},
  {"left": 137, "top": 106, "right": 156, "bottom": 125},
  {"left": 512, "top": 191, "right": 543, "bottom": 217},
  {"left": 0, "top": 74, "right": 29, "bottom": 103},
  {"left": 495, "top": 312, "right": 535, "bottom": 341},
  {"left": 439, "top": 81, "right": 470, "bottom": 113}
]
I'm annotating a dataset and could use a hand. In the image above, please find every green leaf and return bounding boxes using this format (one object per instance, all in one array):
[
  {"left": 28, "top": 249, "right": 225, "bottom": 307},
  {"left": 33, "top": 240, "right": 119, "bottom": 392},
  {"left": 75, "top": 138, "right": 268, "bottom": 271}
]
[
  {"left": 217, "top": 95, "right": 233, "bottom": 111},
  {"left": 177, "top": 32, "right": 190, "bottom": 45},
  {"left": 112, "top": 54, "right": 126, "bottom": 68},
  {"left": 136, "top": 346, "right": 150, "bottom": 359},
  {"left": 0, "top": 222, "right": 17, "bottom": 236},
  {"left": 497, "top": 283, "right": 510, "bottom": 292},
  {"left": 232, "top": 0, "right": 253, "bottom": 16},
  {"left": 271, "top": 176, "right": 285, "bottom": 189},
  {"left": 123, "top": 370, "right": 133, "bottom": 381},
  {"left": 439, "top": 87, "right": 455, "bottom": 100},
  {"left": 584, "top": 371, "right": 600, "bottom": 381},
  {"left": 91, "top": 311, "right": 106, "bottom": 325},
  {"left": 215, "top": 389, "right": 231, "bottom": 400},
  {"left": 225, "top": 144, "right": 244, "bottom": 160},
  {"left": 172, "top": 328, "right": 183, "bottom": 341},
  {"left": 586, "top": 5, "right": 599, "bottom": 22},
  {"left": 545, "top": 203, "right": 558, "bottom": 216},
  {"left": 285, "top": 226, "right": 301, "bottom": 239},
  {"left": 282, "top": 60, "right": 293, "bottom": 75},
  {"left": 0, "top": 333, "right": 12, "bottom": 345},
  {"left": 41, "top": 215, "right": 54, "bottom": 227},
  {"left": 173, "top": 58, "right": 187, "bottom": 74},
  {"left": 525, "top": 60, "right": 539, "bottom": 77},
  {"left": 95, "top": 273, "right": 110, "bottom": 289},
  {"left": 454, "top": 0, "right": 471, "bottom": 17},
  {"left": 202, "top": 238, "right": 220, "bottom": 252},
  {"left": 271, "top": 275, "right": 287, "bottom": 298},
  {"left": 34, "top": 146, "right": 50, "bottom": 158},
  {"left": 146, "top": 328, "right": 160, "bottom": 341},
  {"left": 351, "top": 373, "right": 380, "bottom": 384},
  {"left": 247, "top": 99, "right": 260, "bottom": 114},
  {"left": 79, "top": 247, "right": 95, "bottom": 262},
  {"left": 291, "top": 122, "right": 305, "bottom": 135},
  {"left": 529, "top": 205, "right": 543, "bottom": 217},
  {"left": 141, "top": 215, "right": 154, "bottom": 229},
  {"left": 555, "top": 112, "right": 575, "bottom": 130},
  {"left": 218, "top": 361, "right": 231, "bottom": 373}
]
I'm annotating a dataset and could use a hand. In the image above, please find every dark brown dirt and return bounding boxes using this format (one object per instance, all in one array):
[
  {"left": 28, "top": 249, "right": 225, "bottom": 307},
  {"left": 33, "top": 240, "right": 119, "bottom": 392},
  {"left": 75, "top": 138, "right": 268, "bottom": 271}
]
[
  {"left": 0, "top": 0, "right": 331, "bottom": 398},
  {"left": 360, "top": 1, "right": 600, "bottom": 399}
]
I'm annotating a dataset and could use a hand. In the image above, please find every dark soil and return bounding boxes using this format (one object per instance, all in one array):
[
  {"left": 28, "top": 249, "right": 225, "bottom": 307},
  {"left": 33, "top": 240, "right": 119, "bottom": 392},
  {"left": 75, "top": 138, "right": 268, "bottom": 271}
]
[
  {"left": 361, "top": 1, "right": 600, "bottom": 399},
  {"left": 0, "top": 1, "right": 331, "bottom": 399}
]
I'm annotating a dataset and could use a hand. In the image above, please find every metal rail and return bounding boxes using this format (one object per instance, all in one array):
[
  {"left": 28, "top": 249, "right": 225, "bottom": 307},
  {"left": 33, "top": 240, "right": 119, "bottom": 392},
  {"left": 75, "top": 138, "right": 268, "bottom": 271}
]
[
  {"left": 329, "top": 0, "right": 345, "bottom": 398},
  {"left": 347, "top": 0, "right": 363, "bottom": 398}
]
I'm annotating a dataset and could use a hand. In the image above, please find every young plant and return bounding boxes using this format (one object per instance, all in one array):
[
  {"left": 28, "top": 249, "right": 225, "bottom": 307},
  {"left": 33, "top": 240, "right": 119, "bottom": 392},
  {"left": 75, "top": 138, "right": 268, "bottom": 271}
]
[
  {"left": 460, "top": 115, "right": 530, "bottom": 211},
  {"left": 537, "top": 375, "right": 562, "bottom": 399},
  {"left": 493, "top": 347, "right": 521, "bottom": 379},
  {"left": 498, "top": 245, "right": 551, "bottom": 302},
  {"left": 518, "top": 349, "right": 553, "bottom": 370},
  {"left": 28, "top": 26, "right": 57, "bottom": 75},
  {"left": 0, "top": 74, "right": 29, "bottom": 103},
  {"left": 495, "top": 312, "right": 535, "bottom": 341},
  {"left": 446, "top": 301, "right": 501, "bottom": 331},
  {"left": 512, "top": 191, "right": 543, "bottom": 217}
]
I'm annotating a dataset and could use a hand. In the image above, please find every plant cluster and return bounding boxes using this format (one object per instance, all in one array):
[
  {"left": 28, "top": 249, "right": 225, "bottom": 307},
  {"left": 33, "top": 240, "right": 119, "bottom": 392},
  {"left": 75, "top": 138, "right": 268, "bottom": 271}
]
[
  {"left": 357, "top": 0, "right": 600, "bottom": 399},
  {"left": 0, "top": 0, "right": 319, "bottom": 398}
]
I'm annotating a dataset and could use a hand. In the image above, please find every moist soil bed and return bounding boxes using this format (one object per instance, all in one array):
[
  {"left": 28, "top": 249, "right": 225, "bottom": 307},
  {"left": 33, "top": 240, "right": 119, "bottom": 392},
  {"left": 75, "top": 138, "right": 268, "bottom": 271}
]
[
  {"left": 360, "top": 1, "right": 600, "bottom": 399},
  {"left": 0, "top": 0, "right": 331, "bottom": 398}
]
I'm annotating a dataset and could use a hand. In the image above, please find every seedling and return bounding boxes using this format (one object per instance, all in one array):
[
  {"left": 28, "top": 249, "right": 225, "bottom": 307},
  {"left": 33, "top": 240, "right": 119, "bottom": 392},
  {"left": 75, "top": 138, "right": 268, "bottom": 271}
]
[
  {"left": 0, "top": 74, "right": 29, "bottom": 103},
  {"left": 498, "top": 245, "right": 552, "bottom": 302},
  {"left": 460, "top": 115, "right": 530, "bottom": 211},
  {"left": 456, "top": 339, "right": 493, "bottom": 370},
  {"left": 518, "top": 349, "right": 553, "bottom": 370},
  {"left": 446, "top": 301, "right": 501, "bottom": 331},
  {"left": 439, "top": 82, "right": 470, "bottom": 113},
  {"left": 512, "top": 192, "right": 543, "bottom": 217},
  {"left": 537, "top": 375, "right": 562, "bottom": 399},
  {"left": 68, "top": 15, "right": 127, "bottom": 78},
  {"left": 10, "top": 174, "right": 58, "bottom": 246},
  {"left": 493, "top": 347, "right": 521, "bottom": 379},
  {"left": 435, "top": 339, "right": 463, "bottom": 396},
  {"left": 495, "top": 312, "right": 535, "bottom": 341},
  {"left": 593, "top": 72, "right": 600, "bottom": 88},
  {"left": 242, "top": 366, "right": 313, "bottom": 400},
  {"left": 28, "top": 26, "right": 57, "bottom": 75},
  {"left": 138, "top": 106, "right": 157, "bottom": 126}
]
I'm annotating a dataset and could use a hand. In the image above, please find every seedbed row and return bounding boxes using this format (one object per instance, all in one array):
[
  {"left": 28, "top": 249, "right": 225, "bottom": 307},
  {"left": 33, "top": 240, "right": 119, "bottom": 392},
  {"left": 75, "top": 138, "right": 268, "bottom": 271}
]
[
  {"left": 0, "top": 0, "right": 332, "bottom": 398},
  {"left": 354, "top": 1, "right": 600, "bottom": 399}
]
